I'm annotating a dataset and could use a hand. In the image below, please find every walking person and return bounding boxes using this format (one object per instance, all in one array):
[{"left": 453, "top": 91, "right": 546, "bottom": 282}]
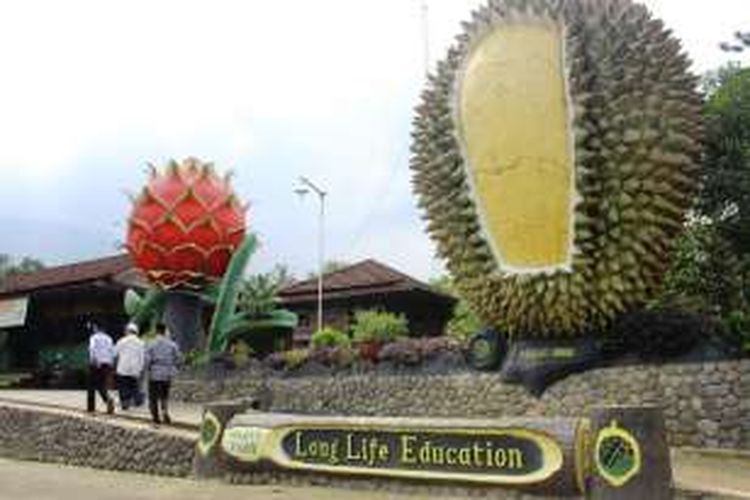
[
  {"left": 145, "top": 323, "right": 181, "bottom": 425},
  {"left": 114, "top": 323, "right": 145, "bottom": 410},
  {"left": 86, "top": 321, "right": 115, "bottom": 414}
]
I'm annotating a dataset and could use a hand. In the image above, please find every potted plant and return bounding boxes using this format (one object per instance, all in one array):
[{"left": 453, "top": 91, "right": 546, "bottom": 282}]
[{"left": 351, "top": 310, "right": 409, "bottom": 362}]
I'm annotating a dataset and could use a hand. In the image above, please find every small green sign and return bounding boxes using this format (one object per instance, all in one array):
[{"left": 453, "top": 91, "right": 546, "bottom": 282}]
[
  {"left": 595, "top": 421, "right": 641, "bottom": 487},
  {"left": 197, "top": 411, "right": 222, "bottom": 457}
]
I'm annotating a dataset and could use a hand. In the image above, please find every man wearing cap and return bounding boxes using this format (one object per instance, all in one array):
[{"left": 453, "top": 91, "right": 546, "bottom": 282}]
[{"left": 114, "top": 323, "right": 145, "bottom": 411}]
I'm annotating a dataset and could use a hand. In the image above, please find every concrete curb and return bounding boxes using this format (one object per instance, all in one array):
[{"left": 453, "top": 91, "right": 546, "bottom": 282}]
[{"left": 675, "top": 447, "right": 750, "bottom": 463}]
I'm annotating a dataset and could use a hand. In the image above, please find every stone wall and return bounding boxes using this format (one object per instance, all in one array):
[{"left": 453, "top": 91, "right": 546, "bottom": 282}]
[
  {"left": 174, "top": 359, "right": 750, "bottom": 450},
  {"left": 0, "top": 403, "right": 194, "bottom": 476}
]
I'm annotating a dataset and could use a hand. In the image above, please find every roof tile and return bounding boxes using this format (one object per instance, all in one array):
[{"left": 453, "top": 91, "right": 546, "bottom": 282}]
[
  {"left": 0, "top": 254, "right": 134, "bottom": 295},
  {"left": 279, "top": 259, "right": 454, "bottom": 304}
]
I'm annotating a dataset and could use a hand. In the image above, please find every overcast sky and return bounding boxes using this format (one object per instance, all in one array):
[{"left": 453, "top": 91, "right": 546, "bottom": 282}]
[{"left": 0, "top": 0, "right": 748, "bottom": 280}]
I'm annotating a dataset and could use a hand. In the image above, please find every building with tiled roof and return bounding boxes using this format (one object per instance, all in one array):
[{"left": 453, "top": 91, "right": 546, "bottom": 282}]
[
  {"left": 279, "top": 259, "right": 457, "bottom": 347},
  {"left": 0, "top": 254, "right": 456, "bottom": 378},
  {"left": 0, "top": 255, "right": 146, "bottom": 378},
  {"left": 0, "top": 254, "right": 144, "bottom": 296}
]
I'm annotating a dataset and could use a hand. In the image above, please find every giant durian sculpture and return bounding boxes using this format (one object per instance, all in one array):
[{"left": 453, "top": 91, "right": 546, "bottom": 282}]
[{"left": 411, "top": 0, "right": 703, "bottom": 337}]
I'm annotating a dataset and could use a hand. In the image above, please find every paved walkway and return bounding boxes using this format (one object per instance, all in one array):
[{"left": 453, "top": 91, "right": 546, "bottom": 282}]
[
  {"left": 1, "top": 390, "right": 750, "bottom": 498},
  {"left": 672, "top": 448, "right": 750, "bottom": 499},
  {"left": 0, "top": 390, "right": 203, "bottom": 427},
  {"left": 0, "top": 457, "right": 399, "bottom": 500}
]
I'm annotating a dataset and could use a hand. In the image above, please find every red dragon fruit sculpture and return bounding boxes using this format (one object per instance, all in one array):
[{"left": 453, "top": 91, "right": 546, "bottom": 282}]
[
  {"left": 124, "top": 158, "right": 293, "bottom": 355},
  {"left": 126, "top": 157, "right": 247, "bottom": 289}
]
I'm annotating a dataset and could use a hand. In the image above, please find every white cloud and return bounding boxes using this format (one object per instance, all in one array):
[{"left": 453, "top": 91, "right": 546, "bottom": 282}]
[
  {"left": 0, "top": 0, "right": 424, "bottom": 174},
  {"left": 641, "top": 0, "right": 750, "bottom": 73}
]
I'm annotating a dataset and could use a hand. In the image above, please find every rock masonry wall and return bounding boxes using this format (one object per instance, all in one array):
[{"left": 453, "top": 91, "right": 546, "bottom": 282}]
[
  {"left": 0, "top": 404, "right": 194, "bottom": 476},
  {"left": 174, "top": 359, "right": 750, "bottom": 450}
]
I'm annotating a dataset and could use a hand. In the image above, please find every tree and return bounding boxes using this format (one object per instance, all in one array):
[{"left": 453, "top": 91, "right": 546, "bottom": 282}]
[
  {"left": 430, "top": 276, "right": 483, "bottom": 340},
  {"left": 237, "top": 272, "right": 283, "bottom": 318},
  {"left": 306, "top": 260, "right": 350, "bottom": 280},
  {"left": 235, "top": 265, "right": 297, "bottom": 316},
  {"left": 658, "top": 65, "right": 750, "bottom": 316},
  {"left": 269, "top": 264, "right": 295, "bottom": 288},
  {"left": 720, "top": 31, "right": 750, "bottom": 53},
  {"left": 653, "top": 218, "right": 746, "bottom": 315},
  {"left": 0, "top": 254, "right": 44, "bottom": 286},
  {"left": 698, "top": 65, "right": 750, "bottom": 255},
  {"left": 222, "top": 265, "right": 298, "bottom": 351},
  {"left": 13, "top": 257, "right": 45, "bottom": 274}
]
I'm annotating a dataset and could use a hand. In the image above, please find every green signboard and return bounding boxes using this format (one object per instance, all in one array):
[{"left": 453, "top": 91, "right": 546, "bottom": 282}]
[
  {"left": 197, "top": 408, "right": 666, "bottom": 499},
  {"left": 221, "top": 422, "right": 565, "bottom": 486}
]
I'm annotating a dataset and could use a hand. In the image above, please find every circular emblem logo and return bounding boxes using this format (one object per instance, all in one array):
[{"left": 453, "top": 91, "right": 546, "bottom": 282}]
[
  {"left": 594, "top": 420, "right": 641, "bottom": 487},
  {"left": 197, "top": 411, "right": 222, "bottom": 457}
]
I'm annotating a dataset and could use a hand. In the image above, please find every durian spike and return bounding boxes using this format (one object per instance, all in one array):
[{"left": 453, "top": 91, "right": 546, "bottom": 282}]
[
  {"left": 200, "top": 162, "right": 216, "bottom": 179},
  {"left": 167, "top": 159, "right": 180, "bottom": 177},
  {"left": 122, "top": 189, "right": 137, "bottom": 204},
  {"left": 223, "top": 170, "right": 235, "bottom": 186},
  {"left": 183, "top": 156, "right": 199, "bottom": 170}
]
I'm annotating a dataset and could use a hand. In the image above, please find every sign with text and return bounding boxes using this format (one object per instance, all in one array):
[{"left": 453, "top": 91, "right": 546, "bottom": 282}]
[
  {"left": 204, "top": 408, "right": 666, "bottom": 498},
  {"left": 0, "top": 296, "right": 28, "bottom": 328},
  {"left": 221, "top": 418, "right": 566, "bottom": 486}
]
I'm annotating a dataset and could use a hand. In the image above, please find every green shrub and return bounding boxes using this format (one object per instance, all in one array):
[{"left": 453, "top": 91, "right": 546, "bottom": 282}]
[
  {"left": 430, "top": 276, "right": 483, "bottom": 339},
  {"left": 308, "top": 345, "right": 357, "bottom": 368},
  {"left": 311, "top": 327, "right": 351, "bottom": 348},
  {"left": 230, "top": 339, "right": 253, "bottom": 366},
  {"left": 184, "top": 350, "right": 211, "bottom": 368},
  {"left": 38, "top": 343, "right": 88, "bottom": 371},
  {"left": 332, "top": 346, "right": 357, "bottom": 368},
  {"left": 352, "top": 310, "right": 409, "bottom": 344},
  {"left": 653, "top": 220, "right": 746, "bottom": 316},
  {"left": 282, "top": 349, "right": 309, "bottom": 370},
  {"left": 721, "top": 310, "right": 750, "bottom": 354}
]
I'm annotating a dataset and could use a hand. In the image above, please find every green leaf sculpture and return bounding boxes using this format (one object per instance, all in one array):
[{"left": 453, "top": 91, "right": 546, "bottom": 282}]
[
  {"left": 224, "top": 309, "right": 298, "bottom": 343},
  {"left": 206, "top": 234, "right": 258, "bottom": 353}
]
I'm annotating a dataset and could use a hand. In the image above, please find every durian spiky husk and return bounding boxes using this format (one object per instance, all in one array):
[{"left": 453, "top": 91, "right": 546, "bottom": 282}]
[{"left": 410, "top": 0, "right": 703, "bottom": 338}]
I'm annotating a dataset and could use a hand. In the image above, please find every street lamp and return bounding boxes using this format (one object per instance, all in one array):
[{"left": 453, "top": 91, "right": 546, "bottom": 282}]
[{"left": 295, "top": 176, "right": 327, "bottom": 335}]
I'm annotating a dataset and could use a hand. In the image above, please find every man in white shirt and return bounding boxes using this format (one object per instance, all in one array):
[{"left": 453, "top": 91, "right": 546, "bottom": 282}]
[
  {"left": 86, "top": 322, "right": 115, "bottom": 414},
  {"left": 114, "top": 323, "right": 145, "bottom": 410}
]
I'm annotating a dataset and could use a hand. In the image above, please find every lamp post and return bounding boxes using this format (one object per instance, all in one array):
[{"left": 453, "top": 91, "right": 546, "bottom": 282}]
[{"left": 295, "top": 176, "right": 327, "bottom": 335}]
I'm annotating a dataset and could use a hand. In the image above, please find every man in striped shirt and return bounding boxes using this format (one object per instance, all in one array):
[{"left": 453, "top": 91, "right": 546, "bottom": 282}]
[{"left": 145, "top": 323, "right": 181, "bottom": 425}]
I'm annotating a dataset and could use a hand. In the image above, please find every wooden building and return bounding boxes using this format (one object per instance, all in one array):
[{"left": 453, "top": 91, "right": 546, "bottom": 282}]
[
  {"left": 0, "top": 255, "right": 457, "bottom": 375},
  {"left": 279, "top": 259, "right": 457, "bottom": 347},
  {"left": 0, "top": 255, "right": 145, "bottom": 374}
]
